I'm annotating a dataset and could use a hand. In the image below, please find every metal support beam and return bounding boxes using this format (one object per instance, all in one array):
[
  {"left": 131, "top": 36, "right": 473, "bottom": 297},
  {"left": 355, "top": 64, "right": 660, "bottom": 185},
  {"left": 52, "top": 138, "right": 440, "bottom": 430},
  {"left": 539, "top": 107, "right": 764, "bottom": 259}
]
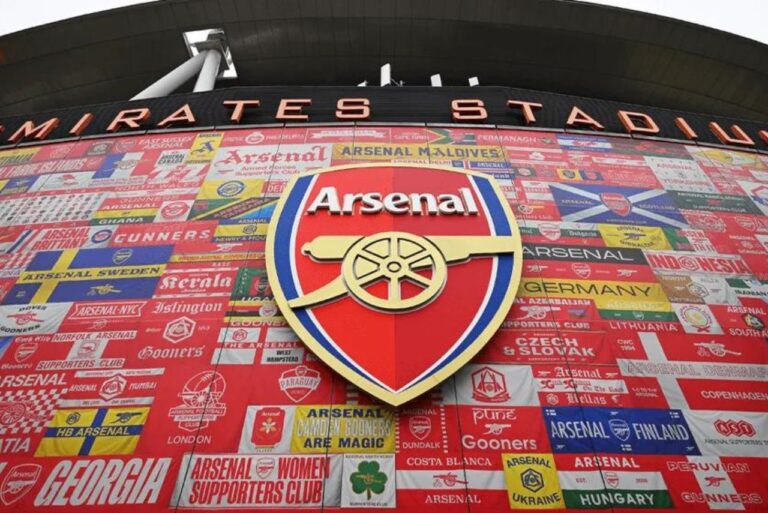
[
  {"left": 130, "top": 29, "right": 235, "bottom": 100},
  {"left": 131, "top": 51, "right": 209, "bottom": 100},
  {"left": 193, "top": 49, "right": 223, "bottom": 93}
]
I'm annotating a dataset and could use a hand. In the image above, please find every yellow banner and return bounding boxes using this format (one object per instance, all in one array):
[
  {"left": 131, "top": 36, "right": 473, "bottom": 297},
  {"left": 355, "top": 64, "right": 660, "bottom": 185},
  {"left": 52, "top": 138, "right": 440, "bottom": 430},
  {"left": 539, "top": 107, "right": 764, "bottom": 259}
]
[
  {"left": 290, "top": 405, "right": 395, "bottom": 453},
  {"left": 0, "top": 147, "right": 38, "bottom": 165},
  {"left": 691, "top": 147, "right": 766, "bottom": 169},
  {"left": 19, "top": 265, "right": 164, "bottom": 283},
  {"left": 196, "top": 179, "right": 263, "bottom": 201},
  {"left": 214, "top": 223, "right": 268, "bottom": 239},
  {"left": 503, "top": 454, "right": 564, "bottom": 509},
  {"left": 186, "top": 132, "right": 223, "bottom": 163},
  {"left": 427, "top": 144, "right": 504, "bottom": 161},
  {"left": 520, "top": 278, "right": 671, "bottom": 312},
  {"left": 171, "top": 252, "right": 255, "bottom": 263},
  {"left": 332, "top": 143, "right": 426, "bottom": 161},
  {"left": 224, "top": 311, "right": 279, "bottom": 327},
  {"left": 332, "top": 143, "right": 504, "bottom": 162},
  {"left": 598, "top": 224, "right": 672, "bottom": 250},
  {"left": 556, "top": 169, "right": 582, "bottom": 181},
  {"left": 35, "top": 407, "right": 148, "bottom": 457}
]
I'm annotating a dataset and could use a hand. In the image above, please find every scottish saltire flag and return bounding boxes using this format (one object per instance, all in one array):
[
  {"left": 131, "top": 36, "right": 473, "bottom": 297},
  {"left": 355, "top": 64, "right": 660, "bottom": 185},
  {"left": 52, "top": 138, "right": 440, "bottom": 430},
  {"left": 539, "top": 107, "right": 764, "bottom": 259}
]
[{"left": 550, "top": 183, "right": 688, "bottom": 228}]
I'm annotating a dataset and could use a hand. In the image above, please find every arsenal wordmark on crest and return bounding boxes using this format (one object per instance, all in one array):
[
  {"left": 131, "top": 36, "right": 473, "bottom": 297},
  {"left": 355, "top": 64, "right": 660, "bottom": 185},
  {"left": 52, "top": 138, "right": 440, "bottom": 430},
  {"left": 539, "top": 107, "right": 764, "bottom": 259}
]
[{"left": 266, "top": 164, "right": 523, "bottom": 405}]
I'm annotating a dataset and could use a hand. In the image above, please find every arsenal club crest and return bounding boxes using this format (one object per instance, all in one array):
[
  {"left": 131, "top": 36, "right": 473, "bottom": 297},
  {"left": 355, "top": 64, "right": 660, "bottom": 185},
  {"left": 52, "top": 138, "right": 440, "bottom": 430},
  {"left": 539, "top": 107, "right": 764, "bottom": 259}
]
[
  {"left": 0, "top": 464, "right": 41, "bottom": 506},
  {"left": 266, "top": 164, "right": 522, "bottom": 405},
  {"left": 600, "top": 192, "right": 632, "bottom": 216}
]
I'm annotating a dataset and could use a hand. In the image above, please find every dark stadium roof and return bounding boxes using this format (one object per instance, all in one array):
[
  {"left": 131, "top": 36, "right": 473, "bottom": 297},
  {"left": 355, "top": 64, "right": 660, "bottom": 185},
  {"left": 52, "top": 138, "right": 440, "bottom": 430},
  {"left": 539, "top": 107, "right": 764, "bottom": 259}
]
[{"left": 0, "top": 0, "right": 766, "bottom": 120}]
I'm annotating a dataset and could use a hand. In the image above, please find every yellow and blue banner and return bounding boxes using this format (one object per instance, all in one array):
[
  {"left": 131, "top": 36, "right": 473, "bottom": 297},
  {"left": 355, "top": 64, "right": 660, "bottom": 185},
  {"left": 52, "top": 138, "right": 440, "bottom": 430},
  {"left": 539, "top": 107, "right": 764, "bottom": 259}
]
[
  {"left": 35, "top": 407, "right": 149, "bottom": 457},
  {"left": 3, "top": 246, "right": 172, "bottom": 304}
]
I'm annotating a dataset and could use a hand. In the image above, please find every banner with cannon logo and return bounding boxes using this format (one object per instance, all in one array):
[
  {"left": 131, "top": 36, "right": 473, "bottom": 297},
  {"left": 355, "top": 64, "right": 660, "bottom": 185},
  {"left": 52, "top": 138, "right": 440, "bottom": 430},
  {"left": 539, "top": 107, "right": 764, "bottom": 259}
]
[
  {"left": 266, "top": 164, "right": 523, "bottom": 405},
  {"left": 0, "top": 126, "right": 767, "bottom": 511}
]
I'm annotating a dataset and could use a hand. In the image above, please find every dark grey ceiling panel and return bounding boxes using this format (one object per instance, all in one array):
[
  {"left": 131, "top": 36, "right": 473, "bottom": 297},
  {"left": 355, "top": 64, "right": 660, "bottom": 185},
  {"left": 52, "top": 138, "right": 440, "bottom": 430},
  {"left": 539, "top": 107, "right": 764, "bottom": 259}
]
[{"left": 0, "top": 0, "right": 765, "bottom": 119}]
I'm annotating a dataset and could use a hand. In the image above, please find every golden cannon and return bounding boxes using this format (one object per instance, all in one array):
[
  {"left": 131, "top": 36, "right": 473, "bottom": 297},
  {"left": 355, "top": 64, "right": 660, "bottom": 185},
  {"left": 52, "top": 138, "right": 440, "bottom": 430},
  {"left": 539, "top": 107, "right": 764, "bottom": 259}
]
[{"left": 289, "top": 231, "right": 518, "bottom": 312}]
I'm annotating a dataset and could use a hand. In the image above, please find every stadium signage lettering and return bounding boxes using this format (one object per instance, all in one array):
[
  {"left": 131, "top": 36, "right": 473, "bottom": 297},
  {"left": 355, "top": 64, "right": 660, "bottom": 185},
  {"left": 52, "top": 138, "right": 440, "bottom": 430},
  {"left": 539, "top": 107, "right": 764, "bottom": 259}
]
[{"left": 2, "top": 97, "right": 766, "bottom": 149}]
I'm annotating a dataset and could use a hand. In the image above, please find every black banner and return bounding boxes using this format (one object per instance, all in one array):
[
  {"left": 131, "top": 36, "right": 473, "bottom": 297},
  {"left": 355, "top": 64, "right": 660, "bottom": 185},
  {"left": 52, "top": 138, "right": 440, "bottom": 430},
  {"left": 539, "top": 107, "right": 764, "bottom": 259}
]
[{"left": 522, "top": 243, "right": 648, "bottom": 264}]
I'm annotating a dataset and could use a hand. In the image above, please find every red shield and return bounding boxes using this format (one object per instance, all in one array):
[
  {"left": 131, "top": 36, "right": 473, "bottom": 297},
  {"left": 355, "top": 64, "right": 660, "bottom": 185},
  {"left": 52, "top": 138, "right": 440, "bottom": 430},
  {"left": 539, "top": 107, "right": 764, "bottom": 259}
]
[
  {"left": 252, "top": 407, "right": 285, "bottom": 447},
  {"left": 539, "top": 223, "right": 561, "bottom": 241},
  {"left": 604, "top": 471, "right": 619, "bottom": 489},
  {"left": 14, "top": 342, "right": 37, "bottom": 362},
  {"left": 571, "top": 262, "right": 592, "bottom": 279},
  {"left": 600, "top": 192, "right": 632, "bottom": 216},
  {"left": 267, "top": 164, "right": 522, "bottom": 405},
  {"left": 409, "top": 416, "right": 432, "bottom": 440},
  {"left": 255, "top": 457, "right": 276, "bottom": 479},
  {"left": 0, "top": 464, "right": 41, "bottom": 506},
  {"left": 279, "top": 366, "right": 321, "bottom": 403}
]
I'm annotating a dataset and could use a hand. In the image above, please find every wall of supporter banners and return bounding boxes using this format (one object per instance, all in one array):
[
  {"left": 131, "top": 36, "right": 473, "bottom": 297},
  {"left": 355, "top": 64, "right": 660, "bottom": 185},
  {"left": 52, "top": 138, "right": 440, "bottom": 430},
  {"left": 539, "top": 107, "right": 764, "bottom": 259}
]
[{"left": 0, "top": 124, "right": 766, "bottom": 512}]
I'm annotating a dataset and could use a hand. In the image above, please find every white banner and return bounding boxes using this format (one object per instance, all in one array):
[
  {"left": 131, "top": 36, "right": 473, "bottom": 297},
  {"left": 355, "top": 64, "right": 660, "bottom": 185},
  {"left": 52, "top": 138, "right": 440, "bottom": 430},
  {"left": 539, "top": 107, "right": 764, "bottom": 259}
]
[
  {"left": 208, "top": 144, "right": 332, "bottom": 180},
  {"left": 559, "top": 470, "right": 667, "bottom": 490},
  {"left": 645, "top": 156, "right": 717, "bottom": 193},
  {"left": 684, "top": 410, "right": 768, "bottom": 457},
  {"left": 239, "top": 405, "right": 295, "bottom": 454},
  {"left": 171, "top": 453, "right": 342, "bottom": 508},
  {"left": 0, "top": 303, "right": 71, "bottom": 336},
  {"left": 447, "top": 364, "right": 539, "bottom": 406},
  {"left": 342, "top": 454, "right": 396, "bottom": 508}
]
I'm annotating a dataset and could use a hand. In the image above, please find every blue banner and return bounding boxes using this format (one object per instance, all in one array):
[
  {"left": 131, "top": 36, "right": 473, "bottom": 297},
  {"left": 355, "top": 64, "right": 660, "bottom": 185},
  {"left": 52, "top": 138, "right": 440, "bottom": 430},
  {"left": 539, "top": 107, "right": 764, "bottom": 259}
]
[
  {"left": 544, "top": 407, "right": 700, "bottom": 455},
  {"left": 550, "top": 183, "right": 687, "bottom": 228},
  {"left": 2, "top": 246, "right": 172, "bottom": 304}
]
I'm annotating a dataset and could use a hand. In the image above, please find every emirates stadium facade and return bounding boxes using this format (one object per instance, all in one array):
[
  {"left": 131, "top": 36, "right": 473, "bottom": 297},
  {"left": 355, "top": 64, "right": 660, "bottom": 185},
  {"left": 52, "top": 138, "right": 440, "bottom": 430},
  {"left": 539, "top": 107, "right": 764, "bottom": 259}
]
[{"left": 0, "top": 1, "right": 767, "bottom": 512}]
